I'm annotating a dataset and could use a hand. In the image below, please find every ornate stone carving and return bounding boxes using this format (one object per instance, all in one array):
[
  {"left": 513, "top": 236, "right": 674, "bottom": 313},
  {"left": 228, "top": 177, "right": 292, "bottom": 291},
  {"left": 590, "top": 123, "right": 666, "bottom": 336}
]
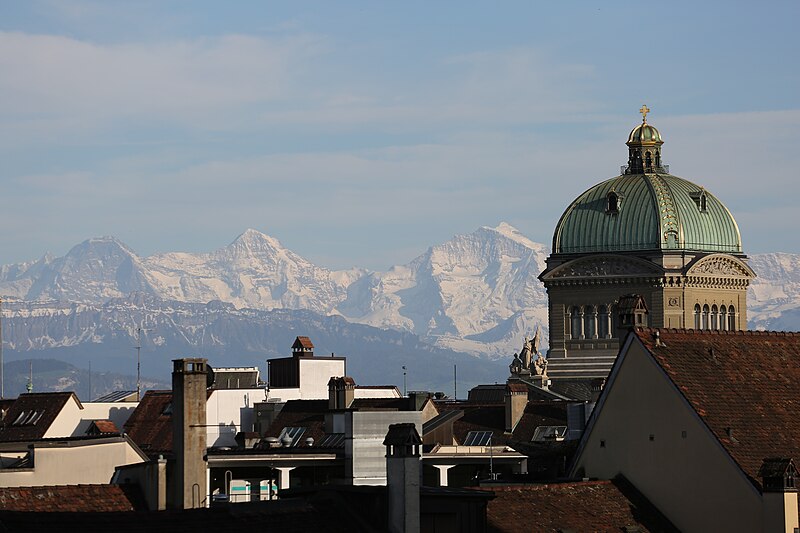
[
  {"left": 689, "top": 256, "right": 751, "bottom": 277},
  {"left": 552, "top": 257, "right": 657, "bottom": 278},
  {"left": 668, "top": 297, "right": 680, "bottom": 307}
]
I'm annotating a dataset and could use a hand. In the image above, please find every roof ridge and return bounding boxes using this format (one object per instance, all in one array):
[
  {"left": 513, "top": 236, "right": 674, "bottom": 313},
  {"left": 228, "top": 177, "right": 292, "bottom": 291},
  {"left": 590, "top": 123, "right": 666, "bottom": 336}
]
[{"left": 635, "top": 327, "right": 800, "bottom": 336}]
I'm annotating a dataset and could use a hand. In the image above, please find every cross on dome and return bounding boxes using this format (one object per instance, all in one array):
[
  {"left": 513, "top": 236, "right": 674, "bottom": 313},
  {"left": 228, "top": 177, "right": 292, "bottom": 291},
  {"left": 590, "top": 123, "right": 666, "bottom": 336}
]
[{"left": 639, "top": 104, "right": 650, "bottom": 123}]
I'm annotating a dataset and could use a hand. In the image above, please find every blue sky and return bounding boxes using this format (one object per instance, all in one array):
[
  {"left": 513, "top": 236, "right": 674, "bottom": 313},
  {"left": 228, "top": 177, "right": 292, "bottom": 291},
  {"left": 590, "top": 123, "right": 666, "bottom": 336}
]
[{"left": 1, "top": 1, "right": 798, "bottom": 270}]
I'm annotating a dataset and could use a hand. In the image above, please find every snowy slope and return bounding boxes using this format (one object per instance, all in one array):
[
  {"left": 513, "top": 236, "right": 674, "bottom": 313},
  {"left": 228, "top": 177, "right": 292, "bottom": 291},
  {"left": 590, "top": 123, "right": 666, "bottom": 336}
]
[
  {"left": 748, "top": 253, "right": 800, "bottom": 331},
  {"left": 335, "top": 223, "right": 550, "bottom": 357}
]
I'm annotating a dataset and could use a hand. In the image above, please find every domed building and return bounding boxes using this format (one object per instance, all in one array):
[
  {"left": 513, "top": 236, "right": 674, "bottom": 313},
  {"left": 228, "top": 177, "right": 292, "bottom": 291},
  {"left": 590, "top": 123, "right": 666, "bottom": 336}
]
[{"left": 538, "top": 107, "right": 755, "bottom": 396}]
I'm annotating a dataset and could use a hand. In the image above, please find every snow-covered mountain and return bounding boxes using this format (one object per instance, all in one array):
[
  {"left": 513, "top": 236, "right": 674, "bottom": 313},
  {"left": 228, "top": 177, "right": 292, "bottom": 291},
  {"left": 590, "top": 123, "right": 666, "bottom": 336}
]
[
  {"left": 336, "top": 223, "right": 549, "bottom": 356},
  {"left": 748, "top": 252, "right": 800, "bottom": 331},
  {"left": 0, "top": 224, "right": 550, "bottom": 358}
]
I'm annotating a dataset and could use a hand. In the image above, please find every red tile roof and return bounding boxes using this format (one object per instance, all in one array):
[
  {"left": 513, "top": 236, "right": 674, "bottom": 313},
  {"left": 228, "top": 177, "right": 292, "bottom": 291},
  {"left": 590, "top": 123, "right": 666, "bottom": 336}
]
[
  {"left": 0, "top": 392, "right": 77, "bottom": 442},
  {"left": 633, "top": 328, "right": 800, "bottom": 490},
  {"left": 510, "top": 401, "right": 568, "bottom": 443},
  {"left": 293, "top": 336, "right": 314, "bottom": 349},
  {"left": 487, "top": 478, "right": 678, "bottom": 532},
  {"left": 88, "top": 419, "right": 120, "bottom": 435},
  {"left": 0, "top": 484, "right": 140, "bottom": 512},
  {"left": 123, "top": 391, "right": 173, "bottom": 455}
]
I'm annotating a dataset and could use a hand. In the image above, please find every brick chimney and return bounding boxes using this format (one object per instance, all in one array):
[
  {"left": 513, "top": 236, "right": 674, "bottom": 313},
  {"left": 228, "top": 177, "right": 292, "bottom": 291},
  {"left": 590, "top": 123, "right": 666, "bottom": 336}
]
[
  {"left": 759, "top": 458, "right": 799, "bottom": 533},
  {"left": 384, "top": 423, "right": 421, "bottom": 533},
  {"left": 505, "top": 381, "right": 527, "bottom": 432},
  {"left": 328, "top": 376, "right": 355, "bottom": 410},
  {"left": 170, "top": 358, "right": 208, "bottom": 509}
]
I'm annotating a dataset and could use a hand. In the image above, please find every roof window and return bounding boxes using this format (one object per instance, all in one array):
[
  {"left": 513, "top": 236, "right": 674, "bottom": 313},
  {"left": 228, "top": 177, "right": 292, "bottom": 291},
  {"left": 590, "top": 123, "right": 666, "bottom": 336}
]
[{"left": 606, "top": 191, "right": 621, "bottom": 214}]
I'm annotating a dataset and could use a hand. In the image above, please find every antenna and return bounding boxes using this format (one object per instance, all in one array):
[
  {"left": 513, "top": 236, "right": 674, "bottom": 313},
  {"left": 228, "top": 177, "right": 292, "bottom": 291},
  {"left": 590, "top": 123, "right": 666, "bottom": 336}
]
[
  {"left": 135, "top": 326, "right": 148, "bottom": 401},
  {"left": 0, "top": 297, "right": 3, "bottom": 399},
  {"left": 26, "top": 361, "right": 32, "bottom": 393},
  {"left": 454, "top": 364, "right": 457, "bottom": 400}
]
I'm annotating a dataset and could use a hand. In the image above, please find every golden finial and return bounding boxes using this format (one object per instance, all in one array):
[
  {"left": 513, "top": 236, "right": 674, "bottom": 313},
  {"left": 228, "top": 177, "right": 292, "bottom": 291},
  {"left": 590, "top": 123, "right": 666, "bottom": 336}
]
[{"left": 639, "top": 104, "right": 650, "bottom": 123}]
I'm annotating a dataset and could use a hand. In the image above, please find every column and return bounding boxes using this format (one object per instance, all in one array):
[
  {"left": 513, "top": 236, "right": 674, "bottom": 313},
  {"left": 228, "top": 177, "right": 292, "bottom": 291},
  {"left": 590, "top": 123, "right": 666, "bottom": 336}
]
[
  {"left": 275, "top": 467, "right": 295, "bottom": 490},
  {"left": 434, "top": 465, "right": 454, "bottom": 487}
]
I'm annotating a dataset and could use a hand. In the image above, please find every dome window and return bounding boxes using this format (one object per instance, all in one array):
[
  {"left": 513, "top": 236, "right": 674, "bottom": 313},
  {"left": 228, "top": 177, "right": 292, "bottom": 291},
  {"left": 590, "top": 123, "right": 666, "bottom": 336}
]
[
  {"left": 606, "top": 191, "right": 622, "bottom": 214},
  {"left": 690, "top": 190, "right": 708, "bottom": 212}
]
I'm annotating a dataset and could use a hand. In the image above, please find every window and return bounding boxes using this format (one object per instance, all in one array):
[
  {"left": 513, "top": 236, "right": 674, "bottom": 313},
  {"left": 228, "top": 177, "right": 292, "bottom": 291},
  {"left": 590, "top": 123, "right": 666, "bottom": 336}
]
[
  {"left": 570, "top": 306, "right": 583, "bottom": 339},
  {"left": 584, "top": 305, "right": 597, "bottom": 339},
  {"left": 711, "top": 305, "right": 718, "bottom": 330},
  {"left": 598, "top": 305, "right": 609, "bottom": 338},
  {"left": 463, "top": 431, "right": 493, "bottom": 446},
  {"left": 694, "top": 304, "right": 701, "bottom": 329},
  {"left": 720, "top": 306, "right": 728, "bottom": 331},
  {"left": 531, "top": 426, "right": 567, "bottom": 442},
  {"left": 702, "top": 305, "right": 710, "bottom": 330},
  {"left": 728, "top": 306, "right": 736, "bottom": 331},
  {"left": 645, "top": 151, "right": 652, "bottom": 170},
  {"left": 606, "top": 191, "right": 620, "bottom": 214}
]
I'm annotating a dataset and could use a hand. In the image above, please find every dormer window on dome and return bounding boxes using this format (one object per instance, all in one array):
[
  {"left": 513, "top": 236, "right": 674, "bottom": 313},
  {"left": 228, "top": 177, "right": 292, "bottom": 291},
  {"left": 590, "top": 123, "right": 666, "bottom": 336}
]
[
  {"left": 606, "top": 190, "right": 621, "bottom": 214},
  {"left": 690, "top": 189, "right": 708, "bottom": 212},
  {"left": 622, "top": 105, "right": 669, "bottom": 175}
]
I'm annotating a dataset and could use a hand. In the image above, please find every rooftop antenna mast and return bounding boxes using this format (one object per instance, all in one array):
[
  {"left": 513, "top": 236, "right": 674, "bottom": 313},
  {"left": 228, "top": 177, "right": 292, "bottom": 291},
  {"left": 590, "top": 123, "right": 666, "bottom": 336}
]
[
  {"left": 0, "top": 297, "right": 4, "bottom": 399},
  {"left": 26, "top": 361, "right": 32, "bottom": 393},
  {"left": 135, "top": 326, "right": 147, "bottom": 401}
]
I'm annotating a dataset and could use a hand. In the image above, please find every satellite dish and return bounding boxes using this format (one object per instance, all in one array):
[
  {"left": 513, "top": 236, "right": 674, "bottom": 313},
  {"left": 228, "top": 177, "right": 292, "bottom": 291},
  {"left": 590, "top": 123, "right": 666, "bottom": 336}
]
[{"left": 206, "top": 364, "right": 215, "bottom": 389}]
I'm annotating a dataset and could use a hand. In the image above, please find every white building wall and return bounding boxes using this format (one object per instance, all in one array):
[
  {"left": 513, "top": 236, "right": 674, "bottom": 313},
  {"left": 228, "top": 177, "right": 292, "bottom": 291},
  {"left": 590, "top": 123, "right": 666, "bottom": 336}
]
[
  {"left": 346, "top": 411, "right": 422, "bottom": 486},
  {"left": 206, "top": 388, "right": 268, "bottom": 447},
  {"left": 42, "top": 397, "right": 84, "bottom": 438},
  {"left": 298, "top": 359, "right": 345, "bottom": 399},
  {"left": 0, "top": 440, "right": 145, "bottom": 488},
  {"left": 70, "top": 402, "right": 138, "bottom": 436}
]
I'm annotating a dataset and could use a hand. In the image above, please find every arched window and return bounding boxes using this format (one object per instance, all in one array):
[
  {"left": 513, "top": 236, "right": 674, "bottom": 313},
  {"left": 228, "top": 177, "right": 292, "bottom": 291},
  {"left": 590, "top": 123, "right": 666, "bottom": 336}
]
[
  {"left": 719, "top": 306, "right": 728, "bottom": 331},
  {"left": 711, "top": 305, "right": 718, "bottom": 330},
  {"left": 702, "top": 305, "right": 710, "bottom": 330},
  {"left": 645, "top": 151, "right": 652, "bottom": 170},
  {"left": 694, "top": 304, "right": 701, "bottom": 330},
  {"left": 728, "top": 306, "right": 736, "bottom": 331},
  {"left": 584, "top": 305, "right": 597, "bottom": 339},
  {"left": 598, "top": 305, "right": 610, "bottom": 338},
  {"left": 571, "top": 306, "right": 583, "bottom": 339},
  {"left": 655, "top": 150, "right": 661, "bottom": 167},
  {"left": 606, "top": 192, "right": 619, "bottom": 214}
]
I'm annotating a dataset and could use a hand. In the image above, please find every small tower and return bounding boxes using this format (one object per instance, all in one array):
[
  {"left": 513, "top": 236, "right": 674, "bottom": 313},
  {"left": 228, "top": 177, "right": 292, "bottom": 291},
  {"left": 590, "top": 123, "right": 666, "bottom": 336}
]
[
  {"left": 170, "top": 358, "right": 208, "bottom": 509},
  {"left": 384, "top": 423, "right": 422, "bottom": 533},
  {"left": 625, "top": 105, "right": 666, "bottom": 174},
  {"left": 292, "top": 336, "right": 314, "bottom": 358},
  {"left": 617, "top": 294, "right": 649, "bottom": 337}
]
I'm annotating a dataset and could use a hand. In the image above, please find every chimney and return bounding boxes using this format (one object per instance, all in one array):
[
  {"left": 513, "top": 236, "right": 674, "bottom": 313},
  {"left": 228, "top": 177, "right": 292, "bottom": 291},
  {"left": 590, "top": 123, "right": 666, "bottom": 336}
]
[
  {"left": 383, "top": 423, "right": 422, "bottom": 533},
  {"left": 505, "top": 381, "right": 527, "bottom": 432},
  {"left": 759, "top": 458, "right": 799, "bottom": 533},
  {"left": 328, "top": 377, "right": 355, "bottom": 410},
  {"left": 170, "top": 358, "right": 208, "bottom": 509}
]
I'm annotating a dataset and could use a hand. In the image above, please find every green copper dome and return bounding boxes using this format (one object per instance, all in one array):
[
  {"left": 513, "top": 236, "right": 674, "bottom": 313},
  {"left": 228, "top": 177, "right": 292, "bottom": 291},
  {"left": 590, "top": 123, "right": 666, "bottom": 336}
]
[{"left": 553, "top": 110, "right": 742, "bottom": 255}]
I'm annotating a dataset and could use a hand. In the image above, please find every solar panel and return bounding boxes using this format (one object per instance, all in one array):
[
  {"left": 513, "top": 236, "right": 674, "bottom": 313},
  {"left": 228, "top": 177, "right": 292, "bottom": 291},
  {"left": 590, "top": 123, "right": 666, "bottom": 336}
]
[
  {"left": 317, "top": 433, "right": 345, "bottom": 448},
  {"left": 463, "top": 430, "right": 493, "bottom": 446},
  {"left": 278, "top": 426, "right": 307, "bottom": 447}
]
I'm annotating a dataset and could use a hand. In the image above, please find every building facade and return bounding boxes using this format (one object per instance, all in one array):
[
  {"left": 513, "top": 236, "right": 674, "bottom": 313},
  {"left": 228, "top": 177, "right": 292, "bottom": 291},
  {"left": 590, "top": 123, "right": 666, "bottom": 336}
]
[{"left": 539, "top": 108, "right": 755, "bottom": 391}]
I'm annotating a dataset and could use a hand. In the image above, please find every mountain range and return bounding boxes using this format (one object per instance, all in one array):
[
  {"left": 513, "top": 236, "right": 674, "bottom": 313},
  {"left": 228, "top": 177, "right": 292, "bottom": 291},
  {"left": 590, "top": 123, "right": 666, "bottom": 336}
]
[{"left": 0, "top": 224, "right": 798, "bottom": 392}]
